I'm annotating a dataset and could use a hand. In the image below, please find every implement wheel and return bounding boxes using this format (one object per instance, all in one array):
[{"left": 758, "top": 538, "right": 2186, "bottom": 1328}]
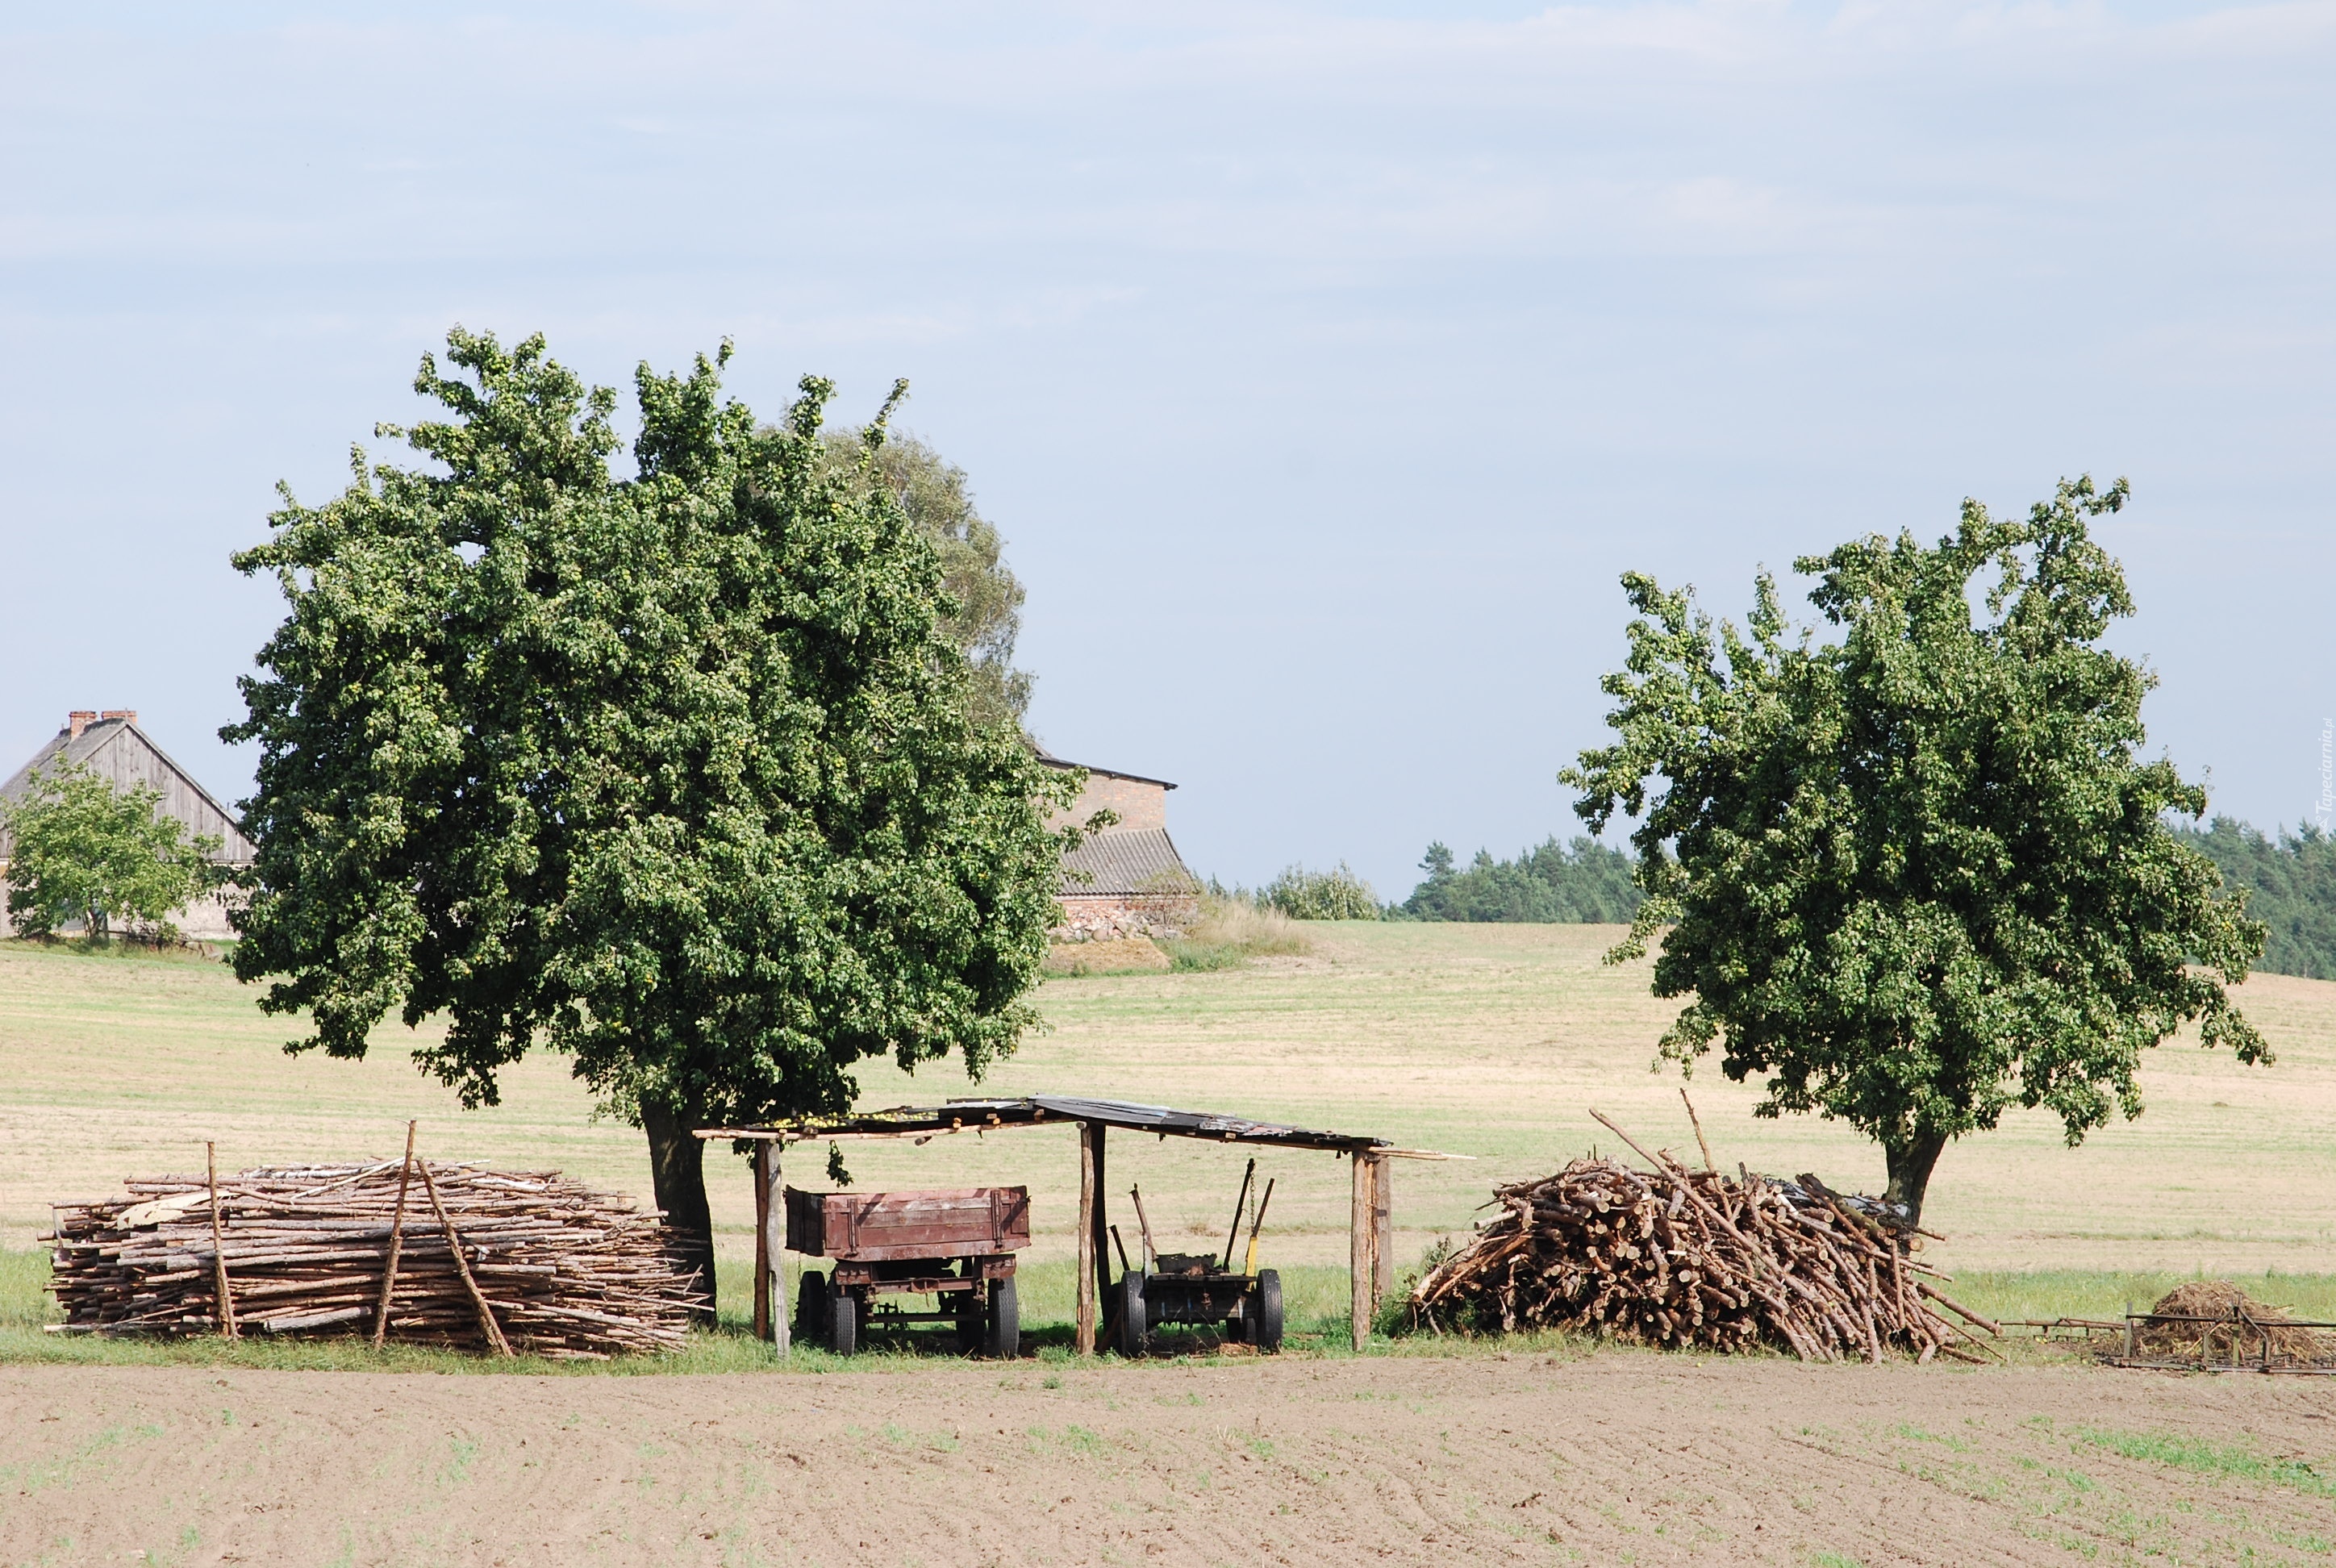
[
  {"left": 795, "top": 1271, "right": 829, "bottom": 1344},
  {"left": 1115, "top": 1272, "right": 1148, "bottom": 1357},
  {"left": 828, "top": 1282, "right": 859, "bottom": 1356},
  {"left": 986, "top": 1276, "right": 1020, "bottom": 1360},
  {"left": 1252, "top": 1270, "right": 1284, "bottom": 1353},
  {"left": 954, "top": 1272, "right": 986, "bottom": 1355}
]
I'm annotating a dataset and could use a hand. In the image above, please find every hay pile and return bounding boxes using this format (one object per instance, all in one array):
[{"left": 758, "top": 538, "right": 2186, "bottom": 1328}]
[{"left": 2130, "top": 1281, "right": 2336, "bottom": 1363}]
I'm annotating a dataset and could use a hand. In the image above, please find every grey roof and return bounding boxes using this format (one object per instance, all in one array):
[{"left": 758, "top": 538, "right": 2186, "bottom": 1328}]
[
  {"left": 0, "top": 719, "right": 254, "bottom": 864},
  {"left": 1032, "top": 746, "right": 1176, "bottom": 790},
  {"left": 1059, "top": 826, "right": 1197, "bottom": 899}
]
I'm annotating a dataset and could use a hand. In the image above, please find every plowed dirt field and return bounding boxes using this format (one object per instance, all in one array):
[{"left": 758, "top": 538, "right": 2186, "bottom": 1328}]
[{"left": 7, "top": 1353, "right": 2334, "bottom": 1566}]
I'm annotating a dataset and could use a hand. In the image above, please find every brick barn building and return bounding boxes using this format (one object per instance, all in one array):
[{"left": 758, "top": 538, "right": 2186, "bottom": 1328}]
[
  {"left": 1040, "top": 750, "right": 1199, "bottom": 940},
  {"left": 0, "top": 711, "right": 254, "bottom": 939}
]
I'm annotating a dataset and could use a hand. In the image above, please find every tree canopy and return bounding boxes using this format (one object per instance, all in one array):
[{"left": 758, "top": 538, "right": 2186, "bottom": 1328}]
[
  {"left": 816, "top": 428, "right": 1032, "bottom": 729},
  {"left": 224, "top": 328, "right": 1081, "bottom": 1304},
  {"left": 2, "top": 765, "right": 223, "bottom": 941},
  {"left": 2176, "top": 819, "right": 2336, "bottom": 981},
  {"left": 1399, "top": 837, "right": 1641, "bottom": 923},
  {"left": 1562, "top": 477, "right": 2267, "bottom": 1223}
]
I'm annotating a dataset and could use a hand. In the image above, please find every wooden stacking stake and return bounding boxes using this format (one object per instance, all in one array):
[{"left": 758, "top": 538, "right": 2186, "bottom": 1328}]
[
  {"left": 418, "top": 1159, "right": 513, "bottom": 1357},
  {"left": 206, "top": 1141, "right": 238, "bottom": 1341},
  {"left": 370, "top": 1120, "right": 418, "bottom": 1349},
  {"left": 1681, "top": 1088, "right": 1719, "bottom": 1171}
]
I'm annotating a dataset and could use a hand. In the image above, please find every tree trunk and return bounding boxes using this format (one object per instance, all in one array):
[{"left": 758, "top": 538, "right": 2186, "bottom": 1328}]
[
  {"left": 642, "top": 1099, "right": 715, "bottom": 1327},
  {"left": 1882, "top": 1128, "right": 1949, "bottom": 1230}
]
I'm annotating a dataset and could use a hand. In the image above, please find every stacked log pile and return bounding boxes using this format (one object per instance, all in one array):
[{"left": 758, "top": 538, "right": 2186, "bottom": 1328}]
[
  {"left": 1408, "top": 1111, "right": 1997, "bottom": 1364},
  {"left": 45, "top": 1158, "right": 703, "bottom": 1358}
]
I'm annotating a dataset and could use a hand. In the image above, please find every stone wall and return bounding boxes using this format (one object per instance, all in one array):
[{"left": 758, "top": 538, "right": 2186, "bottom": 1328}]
[{"left": 1053, "top": 891, "right": 1199, "bottom": 943}]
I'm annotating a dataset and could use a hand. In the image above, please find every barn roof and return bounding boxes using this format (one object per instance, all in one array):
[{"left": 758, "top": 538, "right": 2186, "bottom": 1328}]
[
  {"left": 0, "top": 715, "right": 254, "bottom": 864},
  {"left": 1059, "top": 825, "right": 1197, "bottom": 899},
  {"left": 1033, "top": 748, "right": 1177, "bottom": 791}
]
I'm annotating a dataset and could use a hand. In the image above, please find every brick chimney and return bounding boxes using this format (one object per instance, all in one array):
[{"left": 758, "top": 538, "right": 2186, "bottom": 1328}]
[
  {"left": 100, "top": 710, "right": 137, "bottom": 726},
  {"left": 66, "top": 711, "right": 96, "bottom": 739}
]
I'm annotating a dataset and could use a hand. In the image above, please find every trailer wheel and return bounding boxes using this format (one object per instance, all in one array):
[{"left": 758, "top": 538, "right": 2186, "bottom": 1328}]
[
  {"left": 795, "top": 1271, "right": 829, "bottom": 1343},
  {"left": 1252, "top": 1270, "right": 1284, "bottom": 1353},
  {"left": 828, "top": 1282, "right": 859, "bottom": 1357},
  {"left": 1114, "top": 1271, "right": 1148, "bottom": 1357},
  {"left": 986, "top": 1276, "right": 1020, "bottom": 1360},
  {"left": 954, "top": 1291, "right": 983, "bottom": 1355}
]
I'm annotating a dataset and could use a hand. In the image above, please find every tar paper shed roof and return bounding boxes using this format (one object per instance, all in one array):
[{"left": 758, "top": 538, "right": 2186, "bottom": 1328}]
[{"left": 698, "top": 1095, "right": 1429, "bottom": 1155}]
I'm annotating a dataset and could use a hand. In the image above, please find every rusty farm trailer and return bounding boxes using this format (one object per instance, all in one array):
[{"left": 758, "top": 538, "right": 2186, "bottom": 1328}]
[{"left": 786, "top": 1185, "right": 1029, "bottom": 1357}]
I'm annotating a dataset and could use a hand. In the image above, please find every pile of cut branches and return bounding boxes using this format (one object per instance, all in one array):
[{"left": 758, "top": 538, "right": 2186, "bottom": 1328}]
[
  {"left": 2126, "top": 1281, "right": 2336, "bottom": 1364},
  {"left": 1408, "top": 1110, "right": 1997, "bottom": 1363},
  {"left": 45, "top": 1154, "right": 703, "bottom": 1359}
]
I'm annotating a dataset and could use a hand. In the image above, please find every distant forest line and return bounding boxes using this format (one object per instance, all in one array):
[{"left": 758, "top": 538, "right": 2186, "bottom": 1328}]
[{"left": 1395, "top": 818, "right": 2336, "bottom": 982}]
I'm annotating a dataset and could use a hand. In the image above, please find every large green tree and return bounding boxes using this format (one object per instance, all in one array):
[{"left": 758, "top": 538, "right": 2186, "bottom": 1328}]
[
  {"left": 2, "top": 765, "right": 223, "bottom": 941},
  {"left": 1563, "top": 477, "right": 2267, "bottom": 1224},
  {"left": 224, "top": 328, "right": 1081, "bottom": 1306}
]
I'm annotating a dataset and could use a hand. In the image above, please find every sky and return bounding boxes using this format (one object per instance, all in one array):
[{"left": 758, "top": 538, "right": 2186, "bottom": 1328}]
[{"left": 2, "top": 0, "right": 2330, "bottom": 899}]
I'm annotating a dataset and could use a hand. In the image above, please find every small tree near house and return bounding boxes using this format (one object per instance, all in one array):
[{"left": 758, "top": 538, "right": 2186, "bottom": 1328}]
[
  {"left": 1563, "top": 477, "right": 2267, "bottom": 1225},
  {"left": 224, "top": 328, "right": 1082, "bottom": 1313},
  {"left": 2, "top": 764, "right": 223, "bottom": 941}
]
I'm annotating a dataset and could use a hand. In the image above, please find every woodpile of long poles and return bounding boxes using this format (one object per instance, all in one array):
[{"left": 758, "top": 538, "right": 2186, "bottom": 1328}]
[
  {"left": 1408, "top": 1107, "right": 2000, "bottom": 1364},
  {"left": 44, "top": 1141, "right": 705, "bottom": 1359}
]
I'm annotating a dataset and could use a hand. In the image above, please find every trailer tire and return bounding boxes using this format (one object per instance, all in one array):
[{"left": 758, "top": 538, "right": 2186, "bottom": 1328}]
[
  {"left": 1115, "top": 1272, "right": 1148, "bottom": 1357},
  {"left": 828, "top": 1283, "right": 858, "bottom": 1357},
  {"left": 986, "top": 1276, "right": 1020, "bottom": 1360},
  {"left": 795, "top": 1272, "right": 828, "bottom": 1343},
  {"left": 1253, "top": 1270, "right": 1284, "bottom": 1353}
]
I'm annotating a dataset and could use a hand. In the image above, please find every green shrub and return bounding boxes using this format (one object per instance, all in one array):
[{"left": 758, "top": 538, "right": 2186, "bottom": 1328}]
[
  {"left": 1159, "top": 893, "right": 1313, "bottom": 970},
  {"left": 1262, "top": 862, "right": 1380, "bottom": 921}
]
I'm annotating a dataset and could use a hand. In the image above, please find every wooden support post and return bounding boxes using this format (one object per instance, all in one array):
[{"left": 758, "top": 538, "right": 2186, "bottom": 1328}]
[
  {"left": 764, "top": 1142, "right": 788, "bottom": 1356},
  {"left": 1370, "top": 1153, "right": 1393, "bottom": 1306},
  {"left": 419, "top": 1160, "right": 514, "bottom": 1357},
  {"left": 206, "top": 1141, "right": 238, "bottom": 1341},
  {"left": 1076, "top": 1122, "right": 1099, "bottom": 1355},
  {"left": 371, "top": 1120, "right": 417, "bottom": 1349},
  {"left": 1349, "top": 1151, "right": 1372, "bottom": 1353},
  {"left": 752, "top": 1145, "right": 772, "bottom": 1341}
]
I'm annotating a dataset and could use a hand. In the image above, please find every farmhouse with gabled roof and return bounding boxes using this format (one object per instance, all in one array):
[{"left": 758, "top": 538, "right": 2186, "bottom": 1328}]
[
  {"left": 1038, "top": 748, "right": 1199, "bottom": 940},
  {"left": 1, "top": 710, "right": 253, "bottom": 937}
]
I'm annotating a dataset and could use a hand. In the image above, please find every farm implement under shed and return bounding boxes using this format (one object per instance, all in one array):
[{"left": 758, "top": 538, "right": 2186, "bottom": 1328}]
[{"left": 699, "top": 1095, "right": 1462, "bottom": 1357}]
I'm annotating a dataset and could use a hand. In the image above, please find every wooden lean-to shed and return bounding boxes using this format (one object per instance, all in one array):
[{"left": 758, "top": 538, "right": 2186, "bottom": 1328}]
[{"left": 703, "top": 1095, "right": 1463, "bottom": 1357}]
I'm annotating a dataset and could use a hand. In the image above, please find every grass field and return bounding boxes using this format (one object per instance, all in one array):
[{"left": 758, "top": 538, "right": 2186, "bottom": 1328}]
[{"left": 5, "top": 922, "right": 2335, "bottom": 1358}]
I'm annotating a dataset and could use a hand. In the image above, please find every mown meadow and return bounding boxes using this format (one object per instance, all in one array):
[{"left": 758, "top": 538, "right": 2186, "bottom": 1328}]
[{"left": 6, "top": 923, "right": 2334, "bottom": 1366}]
